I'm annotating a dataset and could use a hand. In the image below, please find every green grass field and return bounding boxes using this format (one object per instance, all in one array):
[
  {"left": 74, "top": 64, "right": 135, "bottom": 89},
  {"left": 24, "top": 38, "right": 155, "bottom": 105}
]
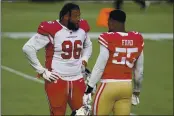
[
  {"left": 1, "top": 1, "right": 173, "bottom": 115},
  {"left": 2, "top": 1, "right": 173, "bottom": 32}
]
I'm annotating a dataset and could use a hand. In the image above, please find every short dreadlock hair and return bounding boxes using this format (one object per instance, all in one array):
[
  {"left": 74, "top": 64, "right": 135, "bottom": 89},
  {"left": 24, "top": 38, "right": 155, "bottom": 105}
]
[{"left": 59, "top": 3, "right": 80, "bottom": 21}]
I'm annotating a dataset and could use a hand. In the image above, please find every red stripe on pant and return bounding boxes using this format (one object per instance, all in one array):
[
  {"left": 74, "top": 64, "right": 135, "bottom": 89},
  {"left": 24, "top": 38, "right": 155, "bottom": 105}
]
[
  {"left": 44, "top": 78, "right": 86, "bottom": 115},
  {"left": 92, "top": 83, "right": 106, "bottom": 115}
]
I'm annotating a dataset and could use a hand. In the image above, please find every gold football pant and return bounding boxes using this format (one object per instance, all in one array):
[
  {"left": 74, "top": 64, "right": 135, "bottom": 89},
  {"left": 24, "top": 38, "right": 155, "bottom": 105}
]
[{"left": 92, "top": 81, "right": 132, "bottom": 115}]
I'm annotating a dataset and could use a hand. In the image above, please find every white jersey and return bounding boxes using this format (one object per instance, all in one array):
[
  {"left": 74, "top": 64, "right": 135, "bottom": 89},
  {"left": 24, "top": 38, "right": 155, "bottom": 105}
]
[{"left": 22, "top": 19, "right": 92, "bottom": 81}]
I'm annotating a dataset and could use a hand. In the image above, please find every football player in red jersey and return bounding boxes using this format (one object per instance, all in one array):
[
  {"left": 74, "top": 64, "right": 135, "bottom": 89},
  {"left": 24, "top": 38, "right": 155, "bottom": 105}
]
[
  {"left": 83, "top": 9, "right": 144, "bottom": 115},
  {"left": 22, "top": 3, "right": 92, "bottom": 115}
]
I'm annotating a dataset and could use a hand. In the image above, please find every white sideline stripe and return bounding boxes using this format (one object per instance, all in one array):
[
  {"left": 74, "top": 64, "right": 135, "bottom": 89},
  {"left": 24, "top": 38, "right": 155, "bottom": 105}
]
[
  {"left": 2, "top": 32, "right": 173, "bottom": 40},
  {"left": 1, "top": 65, "right": 44, "bottom": 84},
  {"left": 1, "top": 65, "right": 136, "bottom": 115}
]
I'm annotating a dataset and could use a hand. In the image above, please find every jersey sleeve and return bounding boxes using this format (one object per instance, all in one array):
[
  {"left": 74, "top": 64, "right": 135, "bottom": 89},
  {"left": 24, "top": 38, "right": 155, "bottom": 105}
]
[
  {"left": 139, "top": 33, "right": 144, "bottom": 48},
  {"left": 37, "top": 20, "right": 62, "bottom": 37},
  {"left": 88, "top": 44, "right": 109, "bottom": 88},
  {"left": 79, "top": 19, "right": 90, "bottom": 32},
  {"left": 132, "top": 31, "right": 144, "bottom": 48},
  {"left": 133, "top": 50, "right": 144, "bottom": 92},
  {"left": 98, "top": 33, "right": 109, "bottom": 48},
  {"left": 82, "top": 33, "right": 92, "bottom": 63},
  {"left": 137, "top": 32, "right": 144, "bottom": 53},
  {"left": 131, "top": 31, "right": 144, "bottom": 54}
]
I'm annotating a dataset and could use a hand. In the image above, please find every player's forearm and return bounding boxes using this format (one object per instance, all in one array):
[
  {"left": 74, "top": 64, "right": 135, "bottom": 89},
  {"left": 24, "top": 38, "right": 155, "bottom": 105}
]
[
  {"left": 88, "top": 65, "right": 104, "bottom": 88},
  {"left": 88, "top": 45, "right": 109, "bottom": 88},
  {"left": 133, "top": 69, "right": 143, "bottom": 92},
  {"left": 22, "top": 45, "right": 45, "bottom": 74},
  {"left": 133, "top": 51, "right": 144, "bottom": 92},
  {"left": 81, "top": 45, "right": 92, "bottom": 63},
  {"left": 81, "top": 36, "right": 92, "bottom": 63},
  {"left": 22, "top": 33, "right": 49, "bottom": 74}
]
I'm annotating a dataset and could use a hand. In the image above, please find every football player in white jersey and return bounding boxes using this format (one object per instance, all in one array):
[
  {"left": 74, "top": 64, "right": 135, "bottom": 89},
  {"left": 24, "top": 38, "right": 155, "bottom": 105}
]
[{"left": 22, "top": 3, "right": 92, "bottom": 115}]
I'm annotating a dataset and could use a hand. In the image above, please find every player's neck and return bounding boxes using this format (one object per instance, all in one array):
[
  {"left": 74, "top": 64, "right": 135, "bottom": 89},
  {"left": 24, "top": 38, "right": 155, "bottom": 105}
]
[
  {"left": 113, "top": 28, "right": 126, "bottom": 33},
  {"left": 113, "top": 23, "right": 126, "bottom": 32}
]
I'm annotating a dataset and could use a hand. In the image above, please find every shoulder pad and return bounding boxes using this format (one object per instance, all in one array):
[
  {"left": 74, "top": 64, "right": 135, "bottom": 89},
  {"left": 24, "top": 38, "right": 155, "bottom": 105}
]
[
  {"left": 37, "top": 20, "right": 62, "bottom": 37},
  {"left": 98, "top": 32, "right": 109, "bottom": 48},
  {"left": 131, "top": 31, "right": 144, "bottom": 47},
  {"left": 79, "top": 19, "right": 90, "bottom": 32}
]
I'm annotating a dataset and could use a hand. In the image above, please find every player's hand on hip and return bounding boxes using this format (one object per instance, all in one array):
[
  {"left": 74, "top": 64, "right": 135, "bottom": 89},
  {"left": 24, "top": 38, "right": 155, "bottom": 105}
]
[
  {"left": 132, "top": 92, "right": 140, "bottom": 106},
  {"left": 82, "top": 60, "right": 87, "bottom": 73},
  {"left": 83, "top": 93, "right": 92, "bottom": 106},
  {"left": 41, "top": 69, "right": 59, "bottom": 82}
]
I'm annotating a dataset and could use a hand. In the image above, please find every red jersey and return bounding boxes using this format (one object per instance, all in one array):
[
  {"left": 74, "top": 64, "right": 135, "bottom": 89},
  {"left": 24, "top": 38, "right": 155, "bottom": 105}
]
[{"left": 98, "top": 31, "right": 144, "bottom": 80}]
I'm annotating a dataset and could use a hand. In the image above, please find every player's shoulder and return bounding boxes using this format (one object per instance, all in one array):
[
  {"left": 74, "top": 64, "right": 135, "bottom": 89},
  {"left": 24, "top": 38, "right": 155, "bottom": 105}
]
[
  {"left": 129, "top": 31, "right": 144, "bottom": 47},
  {"left": 37, "top": 20, "right": 62, "bottom": 36},
  {"left": 129, "top": 31, "right": 143, "bottom": 39},
  {"left": 38, "top": 20, "right": 62, "bottom": 30},
  {"left": 98, "top": 32, "right": 120, "bottom": 50},
  {"left": 98, "top": 32, "right": 113, "bottom": 48},
  {"left": 79, "top": 19, "right": 90, "bottom": 32},
  {"left": 99, "top": 32, "right": 120, "bottom": 40}
]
